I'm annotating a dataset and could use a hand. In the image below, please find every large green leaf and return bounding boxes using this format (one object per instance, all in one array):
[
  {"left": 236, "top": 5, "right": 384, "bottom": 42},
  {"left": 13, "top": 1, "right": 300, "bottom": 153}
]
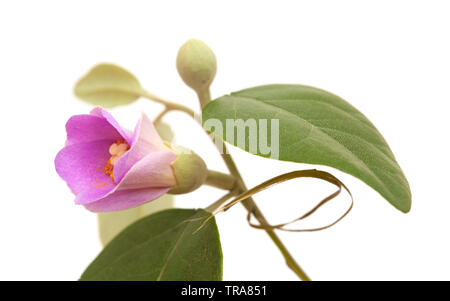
[
  {"left": 74, "top": 63, "right": 142, "bottom": 107},
  {"left": 81, "top": 209, "right": 222, "bottom": 281},
  {"left": 202, "top": 84, "right": 411, "bottom": 212}
]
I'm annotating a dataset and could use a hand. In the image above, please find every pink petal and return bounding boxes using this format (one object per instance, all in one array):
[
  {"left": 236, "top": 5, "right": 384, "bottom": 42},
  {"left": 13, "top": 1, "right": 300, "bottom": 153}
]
[
  {"left": 74, "top": 184, "right": 115, "bottom": 205},
  {"left": 82, "top": 187, "right": 171, "bottom": 212},
  {"left": 65, "top": 114, "right": 124, "bottom": 146},
  {"left": 75, "top": 151, "right": 176, "bottom": 205},
  {"left": 90, "top": 107, "right": 132, "bottom": 144},
  {"left": 113, "top": 113, "right": 172, "bottom": 182},
  {"left": 115, "top": 151, "right": 177, "bottom": 190},
  {"left": 55, "top": 140, "right": 115, "bottom": 195},
  {"left": 56, "top": 108, "right": 177, "bottom": 212},
  {"left": 133, "top": 112, "right": 167, "bottom": 149}
]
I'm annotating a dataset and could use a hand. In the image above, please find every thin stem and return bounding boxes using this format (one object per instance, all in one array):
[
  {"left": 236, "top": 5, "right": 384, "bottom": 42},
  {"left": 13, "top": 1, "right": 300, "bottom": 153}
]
[
  {"left": 205, "top": 170, "right": 236, "bottom": 191},
  {"left": 140, "top": 90, "right": 195, "bottom": 117},
  {"left": 196, "top": 88, "right": 211, "bottom": 109},
  {"left": 205, "top": 188, "right": 240, "bottom": 213},
  {"left": 153, "top": 108, "right": 170, "bottom": 125},
  {"left": 219, "top": 148, "right": 311, "bottom": 281}
]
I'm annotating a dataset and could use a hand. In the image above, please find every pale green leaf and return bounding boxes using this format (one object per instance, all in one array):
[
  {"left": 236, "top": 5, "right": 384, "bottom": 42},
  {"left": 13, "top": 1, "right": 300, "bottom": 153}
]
[{"left": 74, "top": 63, "right": 142, "bottom": 107}]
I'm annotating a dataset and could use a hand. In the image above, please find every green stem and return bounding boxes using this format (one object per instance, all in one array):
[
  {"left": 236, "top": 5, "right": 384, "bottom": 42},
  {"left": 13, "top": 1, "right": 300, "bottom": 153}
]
[
  {"left": 219, "top": 148, "right": 311, "bottom": 281},
  {"left": 153, "top": 108, "right": 170, "bottom": 125},
  {"left": 205, "top": 188, "right": 240, "bottom": 213},
  {"left": 140, "top": 90, "right": 195, "bottom": 117},
  {"left": 205, "top": 170, "right": 236, "bottom": 191},
  {"left": 196, "top": 88, "right": 211, "bottom": 109}
]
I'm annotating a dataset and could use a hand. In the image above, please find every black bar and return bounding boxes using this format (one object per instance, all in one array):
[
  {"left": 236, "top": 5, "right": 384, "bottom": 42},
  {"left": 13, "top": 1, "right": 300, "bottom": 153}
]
[{"left": 0, "top": 281, "right": 447, "bottom": 298}]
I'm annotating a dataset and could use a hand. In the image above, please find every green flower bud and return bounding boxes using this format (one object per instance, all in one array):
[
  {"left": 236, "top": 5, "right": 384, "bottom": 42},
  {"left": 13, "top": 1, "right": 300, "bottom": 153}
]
[
  {"left": 176, "top": 39, "right": 217, "bottom": 98},
  {"left": 168, "top": 144, "right": 208, "bottom": 195}
]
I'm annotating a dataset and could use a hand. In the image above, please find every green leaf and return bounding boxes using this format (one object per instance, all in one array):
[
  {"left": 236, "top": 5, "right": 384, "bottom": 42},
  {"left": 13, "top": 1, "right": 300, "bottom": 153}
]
[
  {"left": 202, "top": 84, "right": 411, "bottom": 212},
  {"left": 81, "top": 209, "right": 222, "bottom": 281},
  {"left": 97, "top": 195, "right": 175, "bottom": 247},
  {"left": 97, "top": 122, "right": 176, "bottom": 247},
  {"left": 74, "top": 63, "right": 142, "bottom": 107}
]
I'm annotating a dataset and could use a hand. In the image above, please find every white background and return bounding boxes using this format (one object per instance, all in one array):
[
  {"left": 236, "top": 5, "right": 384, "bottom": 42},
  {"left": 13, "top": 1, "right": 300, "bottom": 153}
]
[{"left": 1, "top": 1, "right": 449, "bottom": 280}]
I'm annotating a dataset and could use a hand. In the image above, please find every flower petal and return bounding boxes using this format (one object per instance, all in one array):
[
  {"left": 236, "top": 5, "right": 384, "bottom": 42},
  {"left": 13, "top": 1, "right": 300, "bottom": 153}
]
[
  {"left": 82, "top": 187, "right": 171, "bottom": 212},
  {"left": 75, "top": 151, "right": 176, "bottom": 205},
  {"left": 113, "top": 113, "right": 172, "bottom": 182},
  {"left": 65, "top": 114, "right": 124, "bottom": 146},
  {"left": 73, "top": 182, "right": 116, "bottom": 205},
  {"left": 132, "top": 112, "right": 166, "bottom": 149},
  {"left": 55, "top": 140, "right": 115, "bottom": 195},
  {"left": 56, "top": 108, "right": 177, "bottom": 212},
  {"left": 116, "top": 151, "right": 177, "bottom": 190},
  {"left": 90, "top": 107, "right": 132, "bottom": 144}
]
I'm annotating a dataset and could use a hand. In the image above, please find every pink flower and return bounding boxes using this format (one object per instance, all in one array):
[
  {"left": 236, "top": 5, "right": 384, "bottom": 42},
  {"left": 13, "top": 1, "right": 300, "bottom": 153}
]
[{"left": 55, "top": 107, "right": 177, "bottom": 212}]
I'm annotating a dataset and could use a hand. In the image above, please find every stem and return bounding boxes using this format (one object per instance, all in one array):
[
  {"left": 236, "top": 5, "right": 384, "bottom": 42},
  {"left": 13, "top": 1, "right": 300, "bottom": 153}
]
[
  {"left": 140, "top": 90, "right": 195, "bottom": 117},
  {"left": 196, "top": 88, "right": 211, "bottom": 109},
  {"left": 219, "top": 148, "right": 310, "bottom": 281},
  {"left": 153, "top": 108, "right": 170, "bottom": 125},
  {"left": 205, "top": 170, "right": 236, "bottom": 191},
  {"left": 205, "top": 188, "right": 240, "bottom": 213}
]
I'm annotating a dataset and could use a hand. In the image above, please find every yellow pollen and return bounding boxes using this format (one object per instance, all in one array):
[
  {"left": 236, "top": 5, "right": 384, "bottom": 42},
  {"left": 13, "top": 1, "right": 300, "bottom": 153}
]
[
  {"left": 104, "top": 140, "right": 130, "bottom": 181},
  {"left": 97, "top": 182, "right": 108, "bottom": 189}
]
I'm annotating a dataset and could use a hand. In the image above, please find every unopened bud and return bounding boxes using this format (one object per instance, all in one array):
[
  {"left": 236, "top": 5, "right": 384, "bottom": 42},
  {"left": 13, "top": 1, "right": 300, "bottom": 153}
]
[
  {"left": 168, "top": 144, "right": 208, "bottom": 194},
  {"left": 176, "top": 39, "right": 217, "bottom": 95}
]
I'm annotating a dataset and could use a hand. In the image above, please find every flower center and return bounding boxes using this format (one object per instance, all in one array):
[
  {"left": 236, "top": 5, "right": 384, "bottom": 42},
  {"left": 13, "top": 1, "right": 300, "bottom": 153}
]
[{"left": 104, "top": 140, "right": 130, "bottom": 181}]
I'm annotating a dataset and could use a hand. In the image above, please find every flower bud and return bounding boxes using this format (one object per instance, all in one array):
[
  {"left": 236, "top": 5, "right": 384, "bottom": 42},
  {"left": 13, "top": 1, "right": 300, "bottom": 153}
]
[
  {"left": 176, "top": 39, "right": 217, "bottom": 94},
  {"left": 168, "top": 144, "right": 208, "bottom": 195}
]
